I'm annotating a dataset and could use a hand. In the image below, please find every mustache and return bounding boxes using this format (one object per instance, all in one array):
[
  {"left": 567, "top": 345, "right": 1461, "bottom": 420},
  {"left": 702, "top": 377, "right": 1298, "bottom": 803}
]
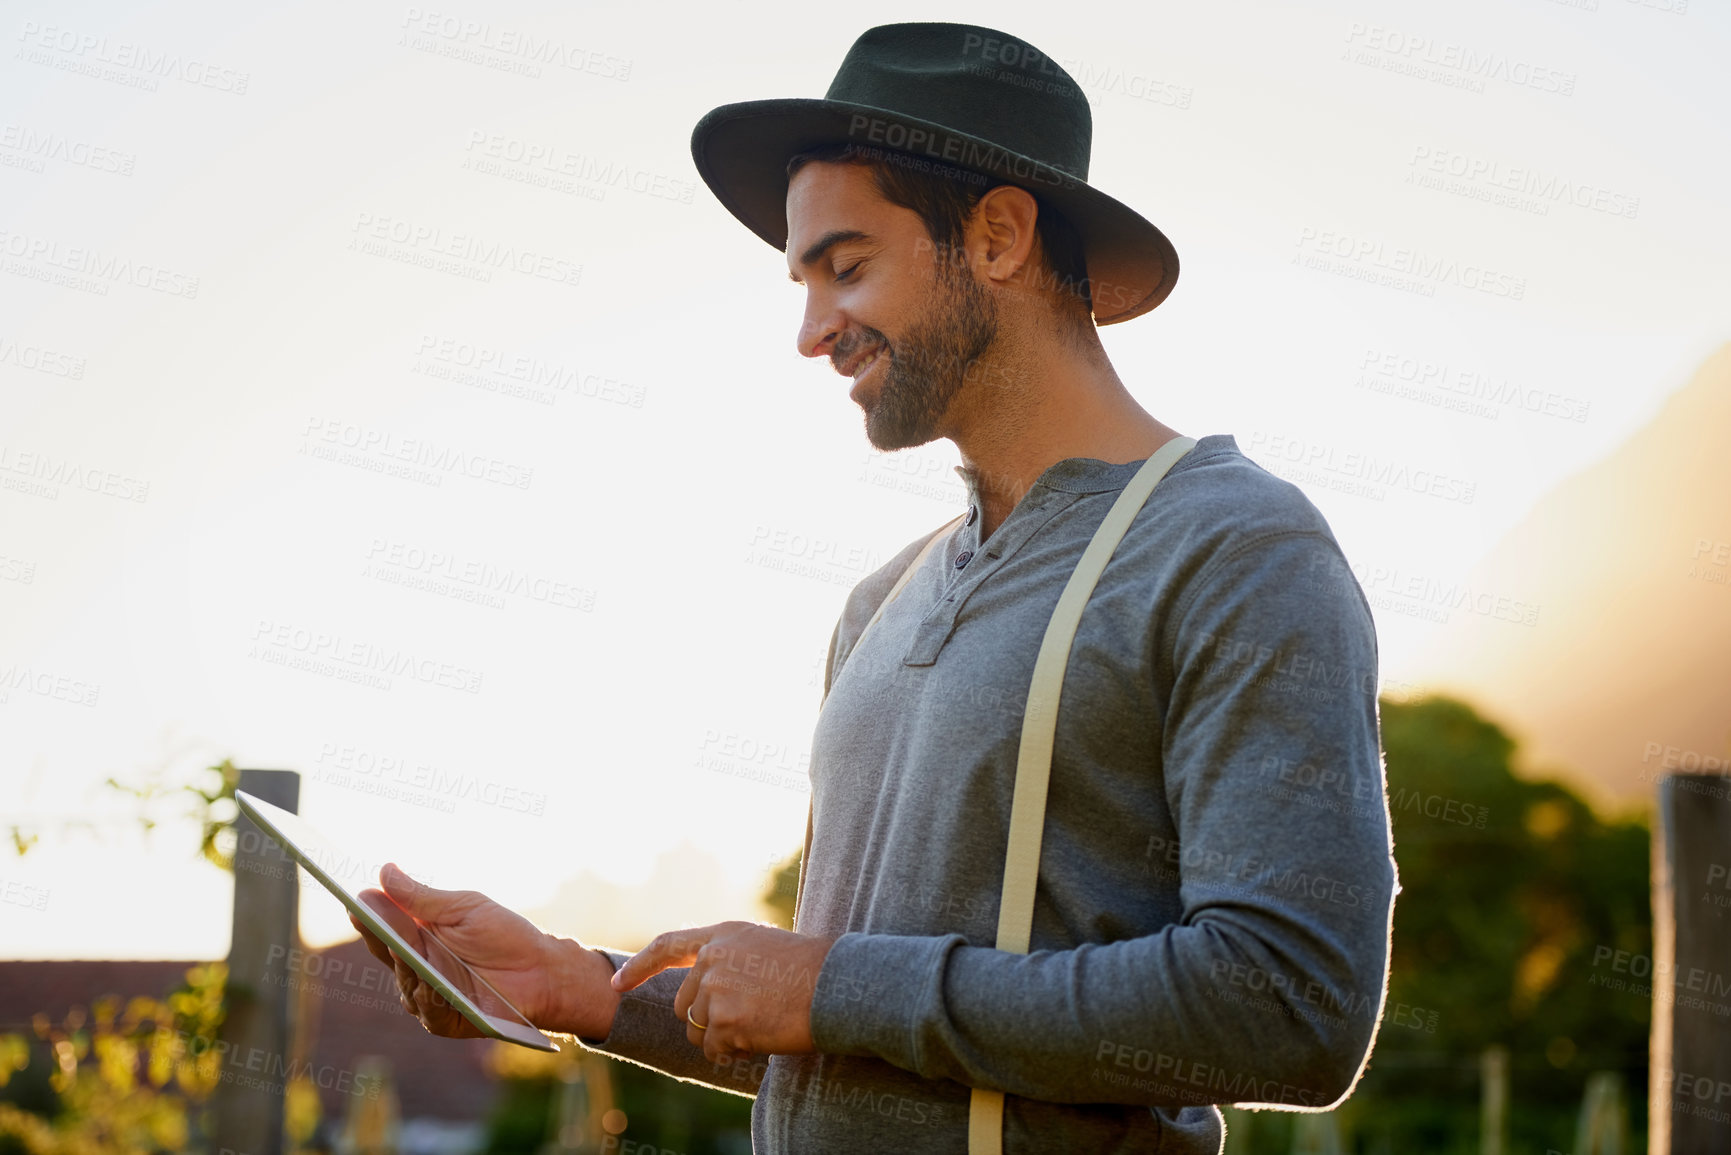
[{"left": 831, "top": 327, "right": 890, "bottom": 375}]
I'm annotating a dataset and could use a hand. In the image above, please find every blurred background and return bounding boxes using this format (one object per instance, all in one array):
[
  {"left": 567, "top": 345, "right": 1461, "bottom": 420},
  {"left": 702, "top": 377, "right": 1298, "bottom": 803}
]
[{"left": 1, "top": 0, "right": 1726, "bottom": 1151}]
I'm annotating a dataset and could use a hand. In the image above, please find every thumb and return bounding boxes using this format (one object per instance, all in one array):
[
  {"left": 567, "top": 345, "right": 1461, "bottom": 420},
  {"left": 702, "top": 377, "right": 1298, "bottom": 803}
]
[{"left": 380, "top": 862, "right": 456, "bottom": 918}]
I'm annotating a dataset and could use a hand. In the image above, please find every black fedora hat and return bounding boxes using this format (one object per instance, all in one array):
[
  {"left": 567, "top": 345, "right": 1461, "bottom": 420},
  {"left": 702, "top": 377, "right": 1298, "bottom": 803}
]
[{"left": 690, "top": 22, "right": 1179, "bottom": 325}]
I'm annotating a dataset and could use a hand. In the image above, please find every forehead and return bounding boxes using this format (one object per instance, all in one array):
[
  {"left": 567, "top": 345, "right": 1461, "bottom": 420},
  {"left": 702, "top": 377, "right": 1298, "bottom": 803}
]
[
  {"left": 785, "top": 161, "right": 907, "bottom": 271},
  {"left": 786, "top": 160, "right": 883, "bottom": 230}
]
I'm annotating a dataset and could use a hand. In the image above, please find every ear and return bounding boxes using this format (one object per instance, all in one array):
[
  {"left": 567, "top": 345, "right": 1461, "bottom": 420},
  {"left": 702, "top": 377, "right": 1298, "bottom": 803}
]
[{"left": 969, "top": 185, "right": 1041, "bottom": 287}]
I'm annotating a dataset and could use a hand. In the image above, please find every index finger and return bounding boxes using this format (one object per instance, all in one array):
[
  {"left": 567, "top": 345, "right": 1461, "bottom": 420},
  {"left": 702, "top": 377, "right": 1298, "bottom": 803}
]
[{"left": 611, "top": 925, "right": 718, "bottom": 993}]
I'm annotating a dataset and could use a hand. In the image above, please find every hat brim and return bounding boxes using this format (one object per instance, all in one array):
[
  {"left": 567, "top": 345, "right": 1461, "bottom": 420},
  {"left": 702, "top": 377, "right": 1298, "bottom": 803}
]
[{"left": 691, "top": 98, "right": 1178, "bottom": 325}]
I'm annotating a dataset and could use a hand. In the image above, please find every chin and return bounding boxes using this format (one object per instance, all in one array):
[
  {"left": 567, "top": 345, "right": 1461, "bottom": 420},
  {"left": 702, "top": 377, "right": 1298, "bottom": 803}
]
[{"left": 863, "top": 414, "right": 940, "bottom": 454}]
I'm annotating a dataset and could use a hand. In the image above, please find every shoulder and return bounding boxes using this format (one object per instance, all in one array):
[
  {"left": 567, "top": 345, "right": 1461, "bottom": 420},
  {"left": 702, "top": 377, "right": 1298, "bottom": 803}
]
[
  {"left": 1131, "top": 434, "right": 1369, "bottom": 628},
  {"left": 1156, "top": 433, "right": 1339, "bottom": 545}
]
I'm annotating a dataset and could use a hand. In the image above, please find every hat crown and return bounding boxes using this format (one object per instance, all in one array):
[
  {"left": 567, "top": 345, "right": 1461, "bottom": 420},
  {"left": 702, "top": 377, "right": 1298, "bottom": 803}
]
[{"left": 824, "top": 23, "right": 1092, "bottom": 181}]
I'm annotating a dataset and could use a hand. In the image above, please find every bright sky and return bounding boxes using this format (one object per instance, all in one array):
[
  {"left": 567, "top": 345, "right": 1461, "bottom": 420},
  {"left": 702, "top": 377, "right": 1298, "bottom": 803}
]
[{"left": 2, "top": 0, "right": 1727, "bottom": 960}]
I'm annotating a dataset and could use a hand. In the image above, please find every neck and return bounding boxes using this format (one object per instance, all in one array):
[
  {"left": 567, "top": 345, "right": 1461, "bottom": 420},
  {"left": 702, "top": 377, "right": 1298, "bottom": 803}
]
[{"left": 945, "top": 327, "right": 1180, "bottom": 539}]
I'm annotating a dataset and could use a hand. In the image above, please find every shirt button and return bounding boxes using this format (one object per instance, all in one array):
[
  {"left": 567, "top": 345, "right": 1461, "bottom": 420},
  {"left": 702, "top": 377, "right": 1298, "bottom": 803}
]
[
  {"left": 954, "top": 550, "right": 974, "bottom": 568},
  {"left": 965, "top": 505, "right": 978, "bottom": 526}
]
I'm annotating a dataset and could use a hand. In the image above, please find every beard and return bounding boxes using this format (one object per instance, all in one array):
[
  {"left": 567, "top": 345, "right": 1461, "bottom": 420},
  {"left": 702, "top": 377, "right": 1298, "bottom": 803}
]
[{"left": 849, "top": 258, "right": 999, "bottom": 452}]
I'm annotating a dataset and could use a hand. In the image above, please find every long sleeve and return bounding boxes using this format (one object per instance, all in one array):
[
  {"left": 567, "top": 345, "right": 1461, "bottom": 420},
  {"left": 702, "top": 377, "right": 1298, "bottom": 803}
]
[
  {"left": 575, "top": 949, "right": 770, "bottom": 1098},
  {"left": 804, "top": 530, "right": 1398, "bottom": 1110}
]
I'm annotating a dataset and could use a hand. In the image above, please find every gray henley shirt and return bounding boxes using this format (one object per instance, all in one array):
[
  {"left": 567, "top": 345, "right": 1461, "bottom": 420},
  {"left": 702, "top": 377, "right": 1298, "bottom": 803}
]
[{"left": 583, "top": 433, "right": 1398, "bottom": 1153}]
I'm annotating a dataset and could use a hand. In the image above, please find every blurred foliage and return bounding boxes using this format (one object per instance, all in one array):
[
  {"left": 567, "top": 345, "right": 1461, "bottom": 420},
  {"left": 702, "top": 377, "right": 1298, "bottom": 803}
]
[
  {"left": 762, "top": 850, "right": 801, "bottom": 930},
  {"left": 1232, "top": 695, "right": 1652, "bottom": 1154},
  {"left": 0, "top": 963, "right": 227, "bottom": 1154},
  {"left": 480, "top": 1052, "right": 750, "bottom": 1155},
  {"left": 482, "top": 1042, "right": 751, "bottom": 1154},
  {"left": 105, "top": 759, "right": 240, "bottom": 872},
  {"left": 0, "top": 957, "right": 325, "bottom": 1155},
  {"left": 185, "top": 760, "right": 240, "bottom": 872},
  {"left": 7, "top": 760, "right": 239, "bottom": 873}
]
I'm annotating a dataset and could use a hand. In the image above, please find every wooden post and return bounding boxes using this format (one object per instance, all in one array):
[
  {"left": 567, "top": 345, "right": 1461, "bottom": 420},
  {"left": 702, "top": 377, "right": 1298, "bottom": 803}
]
[
  {"left": 1649, "top": 773, "right": 1731, "bottom": 1154},
  {"left": 545, "top": 1049, "right": 618, "bottom": 1155},
  {"left": 338, "top": 1056, "right": 400, "bottom": 1154},
  {"left": 1480, "top": 1045, "right": 1508, "bottom": 1155},
  {"left": 1289, "top": 1111, "right": 1344, "bottom": 1154},
  {"left": 1573, "top": 1071, "right": 1626, "bottom": 1155},
  {"left": 209, "top": 769, "right": 301, "bottom": 1155}
]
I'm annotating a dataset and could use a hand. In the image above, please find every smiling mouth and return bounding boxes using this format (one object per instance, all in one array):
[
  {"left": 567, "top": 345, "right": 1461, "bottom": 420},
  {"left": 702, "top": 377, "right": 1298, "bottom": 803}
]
[
  {"left": 846, "top": 345, "right": 887, "bottom": 404},
  {"left": 851, "top": 346, "right": 885, "bottom": 379}
]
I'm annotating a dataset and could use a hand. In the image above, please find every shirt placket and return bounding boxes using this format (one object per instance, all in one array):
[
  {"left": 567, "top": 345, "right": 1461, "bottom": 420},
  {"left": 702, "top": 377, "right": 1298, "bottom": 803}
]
[{"left": 902, "top": 487, "right": 1078, "bottom": 667}]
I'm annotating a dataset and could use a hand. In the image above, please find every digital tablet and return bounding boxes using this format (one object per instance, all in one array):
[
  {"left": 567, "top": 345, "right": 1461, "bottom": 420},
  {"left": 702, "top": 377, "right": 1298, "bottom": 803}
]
[{"left": 234, "top": 790, "right": 558, "bottom": 1052}]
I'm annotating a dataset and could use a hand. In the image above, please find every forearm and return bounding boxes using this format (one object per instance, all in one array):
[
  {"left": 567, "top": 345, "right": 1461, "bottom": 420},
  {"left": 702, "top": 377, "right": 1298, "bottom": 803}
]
[
  {"left": 572, "top": 948, "right": 770, "bottom": 1098},
  {"left": 809, "top": 899, "right": 1390, "bottom": 1110}
]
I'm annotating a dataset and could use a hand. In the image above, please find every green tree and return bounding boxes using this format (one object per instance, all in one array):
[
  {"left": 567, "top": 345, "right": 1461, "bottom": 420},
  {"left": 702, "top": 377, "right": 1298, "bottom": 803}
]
[{"left": 1330, "top": 695, "right": 1652, "bottom": 1155}]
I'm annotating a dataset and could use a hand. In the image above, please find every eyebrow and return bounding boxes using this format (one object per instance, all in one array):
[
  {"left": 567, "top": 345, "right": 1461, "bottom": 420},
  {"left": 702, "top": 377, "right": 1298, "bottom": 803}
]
[{"left": 788, "top": 229, "right": 870, "bottom": 283}]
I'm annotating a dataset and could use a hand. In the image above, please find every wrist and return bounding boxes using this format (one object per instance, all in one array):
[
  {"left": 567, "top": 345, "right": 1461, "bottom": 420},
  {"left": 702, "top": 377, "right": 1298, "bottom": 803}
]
[{"left": 541, "top": 934, "right": 622, "bottom": 1040}]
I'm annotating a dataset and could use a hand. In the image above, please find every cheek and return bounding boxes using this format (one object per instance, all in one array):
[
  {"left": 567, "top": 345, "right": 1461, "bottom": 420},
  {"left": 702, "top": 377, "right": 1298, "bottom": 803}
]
[{"left": 858, "top": 263, "right": 930, "bottom": 334}]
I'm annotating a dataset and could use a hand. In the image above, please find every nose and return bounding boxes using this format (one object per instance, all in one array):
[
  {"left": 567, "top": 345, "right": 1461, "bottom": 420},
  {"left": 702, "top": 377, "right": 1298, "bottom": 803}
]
[{"left": 796, "top": 289, "right": 844, "bottom": 362}]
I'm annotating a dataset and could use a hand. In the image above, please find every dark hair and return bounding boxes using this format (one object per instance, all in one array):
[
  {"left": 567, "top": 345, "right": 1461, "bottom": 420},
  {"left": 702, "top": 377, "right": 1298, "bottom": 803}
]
[{"left": 786, "top": 141, "right": 1092, "bottom": 319}]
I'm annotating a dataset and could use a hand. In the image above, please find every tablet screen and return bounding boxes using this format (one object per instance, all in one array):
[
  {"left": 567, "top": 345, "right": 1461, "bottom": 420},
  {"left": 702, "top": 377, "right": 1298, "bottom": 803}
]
[{"left": 234, "top": 790, "right": 557, "bottom": 1052}]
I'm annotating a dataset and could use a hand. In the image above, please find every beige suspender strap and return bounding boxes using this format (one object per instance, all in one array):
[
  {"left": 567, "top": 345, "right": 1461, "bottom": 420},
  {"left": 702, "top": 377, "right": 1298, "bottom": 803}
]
[
  {"left": 967, "top": 435, "right": 1196, "bottom": 1155},
  {"left": 995, "top": 436, "right": 1196, "bottom": 950}
]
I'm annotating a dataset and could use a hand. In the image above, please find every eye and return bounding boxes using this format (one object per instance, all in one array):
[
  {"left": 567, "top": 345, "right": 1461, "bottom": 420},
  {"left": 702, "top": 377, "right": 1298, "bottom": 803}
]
[{"left": 834, "top": 262, "right": 862, "bottom": 283}]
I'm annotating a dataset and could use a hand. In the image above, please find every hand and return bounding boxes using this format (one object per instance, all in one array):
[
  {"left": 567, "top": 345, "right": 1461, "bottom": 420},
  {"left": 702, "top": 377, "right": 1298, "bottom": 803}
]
[
  {"left": 349, "top": 862, "right": 620, "bottom": 1041},
  {"left": 611, "top": 920, "right": 836, "bottom": 1062}
]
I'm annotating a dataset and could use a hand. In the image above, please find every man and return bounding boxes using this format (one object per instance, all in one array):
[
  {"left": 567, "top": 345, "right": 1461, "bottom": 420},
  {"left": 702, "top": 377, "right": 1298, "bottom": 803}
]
[{"left": 354, "top": 22, "right": 1397, "bottom": 1153}]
